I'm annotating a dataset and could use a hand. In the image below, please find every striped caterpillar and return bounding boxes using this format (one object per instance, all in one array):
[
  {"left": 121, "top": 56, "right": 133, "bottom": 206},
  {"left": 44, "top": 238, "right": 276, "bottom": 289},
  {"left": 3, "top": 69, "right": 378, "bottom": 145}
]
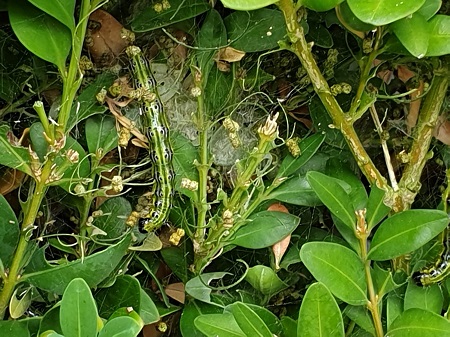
[
  {"left": 126, "top": 46, "right": 175, "bottom": 232},
  {"left": 413, "top": 229, "right": 450, "bottom": 286}
]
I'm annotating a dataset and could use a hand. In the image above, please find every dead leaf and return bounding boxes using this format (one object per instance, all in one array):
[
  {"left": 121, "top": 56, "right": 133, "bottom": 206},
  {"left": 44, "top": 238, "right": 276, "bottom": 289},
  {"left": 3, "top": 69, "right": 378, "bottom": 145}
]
[
  {"left": 0, "top": 168, "right": 26, "bottom": 195},
  {"left": 434, "top": 115, "right": 450, "bottom": 145},
  {"left": 87, "top": 10, "right": 130, "bottom": 66},
  {"left": 397, "top": 65, "right": 415, "bottom": 83},
  {"left": 268, "top": 203, "right": 291, "bottom": 270},
  {"left": 165, "top": 282, "right": 185, "bottom": 304},
  {"left": 406, "top": 80, "right": 424, "bottom": 131},
  {"left": 216, "top": 46, "right": 245, "bottom": 63}
]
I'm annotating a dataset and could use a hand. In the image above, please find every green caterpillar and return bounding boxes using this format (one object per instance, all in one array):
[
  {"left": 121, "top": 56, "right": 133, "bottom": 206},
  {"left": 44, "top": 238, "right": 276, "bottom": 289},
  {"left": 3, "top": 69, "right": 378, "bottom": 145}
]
[
  {"left": 126, "top": 46, "right": 174, "bottom": 231},
  {"left": 413, "top": 229, "right": 450, "bottom": 286}
]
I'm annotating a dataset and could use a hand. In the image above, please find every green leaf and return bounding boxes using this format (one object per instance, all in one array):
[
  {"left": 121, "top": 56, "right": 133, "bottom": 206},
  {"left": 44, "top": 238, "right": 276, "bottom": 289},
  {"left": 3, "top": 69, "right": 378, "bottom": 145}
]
[
  {"left": 204, "top": 67, "right": 233, "bottom": 117},
  {"left": 387, "top": 308, "right": 450, "bottom": 336},
  {"left": 298, "top": 283, "right": 344, "bottom": 337},
  {"left": 185, "top": 272, "right": 230, "bottom": 305},
  {"left": 245, "top": 265, "right": 288, "bottom": 297},
  {"left": 344, "top": 305, "right": 375, "bottom": 334},
  {"left": 9, "top": 0, "right": 71, "bottom": 71},
  {"left": 139, "top": 288, "right": 160, "bottom": 325},
  {"left": 417, "top": 0, "right": 442, "bottom": 20},
  {"left": 0, "top": 319, "right": 30, "bottom": 337},
  {"left": 300, "top": 242, "right": 367, "bottom": 305},
  {"left": 367, "top": 210, "right": 448, "bottom": 261},
  {"left": 404, "top": 282, "right": 443, "bottom": 314},
  {"left": 194, "top": 313, "right": 246, "bottom": 337},
  {"left": 365, "top": 186, "right": 390, "bottom": 230},
  {"left": 227, "top": 302, "right": 272, "bottom": 337},
  {"left": 225, "top": 304, "right": 283, "bottom": 336},
  {"left": 67, "top": 72, "right": 116, "bottom": 132},
  {"left": 0, "top": 193, "right": 19, "bottom": 267},
  {"left": 196, "top": 9, "right": 227, "bottom": 82},
  {"left": 85, "top": 115, "right": 118, "bottom": 159},
  {"left": 347, "top": 0, "right": 426, "bottom": 26},
  {"left": 306, "top": 171, "right": 356, "bottom": 229},
  {"left": 9, "top": 287, "right": 32, "bottom": 319},
  {"left": 337, "top": 2, "right": 375, "bottom": 32},
  {"left": 0, "top": 125, "right": 32, "bottom": 176},
  {"left": 180, "top": 300, "right": 223, "bottom": 337},
  {"left": 387, "top": 293, "right": 404, "bottom": 330},
  {"left": 220, "top": 0, "right": 278, "bottom": 10},
  {"left": 276, "top": 133, "right": 325, "bottom": 178},
  {"left": 39, "top": 305, "right": 63, "bottom": 335},
  {"left": 130, "top": 0, "right": 210, "bottom": 32},
  {"left": 268, "top": 175, "right": 322, "bottom": 207},
  {"left": 229, "top": 211, "right": 300, "bottom": 249},
  {"left": 97, "top": 316, "right": 142, "bottom": 337},
  {"left": 307, "top": 22, "right": 333, "bottom": 48},
  {"left": 371, "top": 263, "right": 402, "bottom": 298},
  {"left": 93, "top": 197, "right": 132, "bottom": 241},
  {"left": 224, "top": 9, "right": 287, "bottom": 52},
  {"left": 161, "top": 246, "right": 190, "bottom": 283},
  {"left": 60, "top": 278, "right": 98, "bottom": 337},
  {"left": 28, "top": 0, "right": 75, "bottom": 31},
  {"left": 171, "top": 132, "right": 199, "bottom": 200},
  {"left": 302, "top": 0, "right": 344, "bottom": 12},
  {"left": 281, "top": 316, "right": 297, "bottom": 337},
  {"left": 391, "top": 13, "right": 429, "bottom": 58},
  {"left": 96, "top": 275, "right": 141, "bottom": 320},
  {"left": 22, "top": 235, "right": 131, "bottom": 294},
  {"left": 326, "top": 159, "right": 368, "bottom": 211},
  {"left": 426, "top": 15, "right": 450, "bottom": 56}
]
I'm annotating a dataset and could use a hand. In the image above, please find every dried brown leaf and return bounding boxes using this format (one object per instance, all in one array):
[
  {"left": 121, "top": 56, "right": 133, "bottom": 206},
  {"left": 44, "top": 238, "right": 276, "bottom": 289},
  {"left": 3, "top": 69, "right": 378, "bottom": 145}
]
[{"left": 268, "top": 203, "right": 291, "bottom": 270}]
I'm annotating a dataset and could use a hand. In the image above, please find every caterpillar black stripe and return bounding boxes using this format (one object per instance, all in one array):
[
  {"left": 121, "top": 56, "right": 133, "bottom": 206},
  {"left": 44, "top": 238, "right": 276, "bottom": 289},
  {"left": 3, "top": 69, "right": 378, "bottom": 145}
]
[
  {"left": 413, "top": 229, "right": 450, "bottom": 286},
  {"left": 126, "top": 46, "right": 174, "bottom": 231}
]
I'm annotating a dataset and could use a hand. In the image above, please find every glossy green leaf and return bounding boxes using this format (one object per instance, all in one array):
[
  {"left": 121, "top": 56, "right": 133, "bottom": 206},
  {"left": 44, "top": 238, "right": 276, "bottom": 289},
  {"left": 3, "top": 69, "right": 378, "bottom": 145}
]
[
  {"left": 0, "top": 320, "right": 30, "bottom": 337},
  {"left": 225, "top": 304, "right": 283, "bottom": 336},
  {"left": 300, "top": 242, "right": 367, "bottom": 305},
  {"left": 0, "top": 193, "right": 19, "bottom": 267},
  {"left": 281, "top": 316, "right": 297, "bottom": 337},
  {"left": 227, "top": 302, "right": 272, "bottom": 337},
  {"left": 172, "top": 132, "right": 199, "bottom": 200},
  {"left": 303, "top": 0, "right": 344, "bottom": 12},
  {"left": 344, "top": 305, "right": 375, "bottom": 334},
  {"left": 60, "top": 278, "right": 98, "bottom": 337},
  {"left": 39, "top": 305, "right": 62, "bottom": 335},
  {"left": 298, "top": 283, "right": 344, "bottom": 337},
  {"left": 97, "top": 316, "right": 142, "bottom": 337},
  {"left": 387, "top": 308, "right": 450, "bottom": 336},
  {"left": 367, "top": 210, "right": 448, "bottom": 261},
  {"left": 404, "top": 282, "right": 443, "bottom": 314},
  {"left": 391, "top": 13, "right": 429, "bottom": 58},
  {"left": 332, "top": 215, "right": 360, "bottom": 253},
  {"left": 96, "top": 275, "right": 141, "bottom": 320},
  {"left": 229, "top": 211, "right": 300, "bottom": 249},
  {"left": 268, "top": 175, "right": 321, "bottom": 206},
  {"left": 181, "top": 300, "right": 222, "bottom": 337},
  {"left": 28, "top": 0, "right": 75, "bottom": 31},
  {"left": 139, "top": 288, "right": 159, "bottom": 324},
  {"left": 347, "top": 0, "right": 426, "bottom": 25},
  {"left": 9, "top": 0, "right": 71, "bottom": 71},
  {"left": 194, "top": 313, "right": 245, "bottom": 337},
  {"left": 204, "top": 67, "right": 233, "bottom": 117},
  {"left": 220, "top": 0, "right": 278, "bottom": 10},
  {"left": 0, "top": 125, "right": 32, "bottom": 176},
  {"left": 130, "top": 0, "right": 210, "bottom": 32},
  {"left": 225, "top": 9, "right": 286, "bottom": 52},
  {"left": 426, "top": 15, "right": 450, "bottom": 56},
  {"left": 93, "top": 197, "right": 132, "bottom": 241},
  {"left": 337, "top": 2, "right": 375, "bottom": 32},
  {"left": 67, "top": 72, "right": 116, "bottom": 131},
  {"left": 196, "top": 9, "right": 227, "bottom": 82},
  {"left": 387, "top": 293, "right": 404, "bottom": 330},
  {"left": 371, "top": 263, "right": 402, "bottom": 298},
  {"left": 307, "top": 171, "right": 356, "bottom": 229},
  {"left": 417, "top": 0, "right": 442, "bottom": 20},
  {"left": 326, "top": 159, "right": 368, "bottom": 211},
  {"left": 276, "top": 133, "right": 326, "bottom": 178},
  {"left": 245, "top": 265, "right": 287, "bottom": 297},
  {"left": 365, "top": 186, "right": 390, "bottom": 230},
  {"left": 40, "top": 332, "right": 64, "bottom": 337},
  {"left": 85, "top": 115, "right": 118, "bottom": 158},
  {"left": 23, "top": 235, "right": 131, "bottom": 294},
  {"left": 307, "top": 22, "right": 333, "bottom": 48},
  {"left": 185, "top": 272, "right": 230, "bottom": 305}
]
